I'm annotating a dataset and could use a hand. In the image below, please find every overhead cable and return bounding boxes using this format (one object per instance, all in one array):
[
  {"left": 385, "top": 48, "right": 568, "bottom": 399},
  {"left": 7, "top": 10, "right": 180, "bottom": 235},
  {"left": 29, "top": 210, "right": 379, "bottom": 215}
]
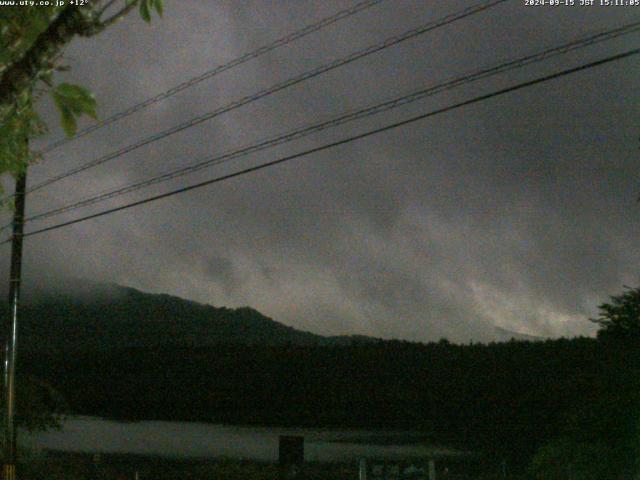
[
  {"left": 40, "top": 0, "right": 387, "bottom": 153},
  {"left": 5, "top": 47, "right": 636, "bottom": 243},
  {"left": 17, "top": 19, "right": 640, "bottom": 226},
  {"left": 25, "top": 0, "right": 507, "bottom": 196}
]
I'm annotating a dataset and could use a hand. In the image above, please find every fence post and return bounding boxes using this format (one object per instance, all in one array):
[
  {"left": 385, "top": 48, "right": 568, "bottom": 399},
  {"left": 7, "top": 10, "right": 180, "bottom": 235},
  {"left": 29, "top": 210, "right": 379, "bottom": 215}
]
[
  {"left": 428, "top": 458, "right": 436, "bottom": 480},
  {"left": 358, "top": 458, "right": 367, "bottom": 480}
]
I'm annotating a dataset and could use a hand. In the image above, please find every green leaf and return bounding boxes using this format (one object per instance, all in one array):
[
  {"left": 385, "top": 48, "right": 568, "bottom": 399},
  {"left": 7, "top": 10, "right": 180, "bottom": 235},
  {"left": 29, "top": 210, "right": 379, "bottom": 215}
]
[
  {"left": 59, "top": 105, "right": 77, "bottom": 137},
  {"left": 153, "top": 0, "right": 163, "bottom": 17},
  {"left": 55, "top": 82, "right": 93, "bottom": 102},
  {"left": 52, "top": 83, "right": 98, "bottom": 137},
  {"left": 56, "top": 83, "right": 97, "bottom": 118},
  {"left": 140, "top": 0, "right": 151, "bottom": 23}
]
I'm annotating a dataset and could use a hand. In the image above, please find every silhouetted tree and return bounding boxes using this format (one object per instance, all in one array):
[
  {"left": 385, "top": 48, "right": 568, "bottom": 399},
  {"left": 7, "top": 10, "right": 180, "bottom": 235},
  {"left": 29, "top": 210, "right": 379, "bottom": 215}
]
[{"left": 591, "top": 285, "right": 640, "bottom": 343}]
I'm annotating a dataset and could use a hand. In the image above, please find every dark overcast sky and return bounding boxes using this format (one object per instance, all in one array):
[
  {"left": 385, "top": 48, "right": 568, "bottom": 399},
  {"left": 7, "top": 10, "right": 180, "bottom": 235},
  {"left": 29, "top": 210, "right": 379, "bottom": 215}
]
[{"left": 2, "top": 0, "right": 638, "bottom": 342}]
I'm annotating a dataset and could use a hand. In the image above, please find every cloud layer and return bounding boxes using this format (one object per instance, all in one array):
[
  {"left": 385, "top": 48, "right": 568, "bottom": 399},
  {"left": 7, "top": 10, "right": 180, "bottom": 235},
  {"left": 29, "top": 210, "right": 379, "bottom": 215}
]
[{"left": 2, "top": 0, "right": 638, "bottom": 342}]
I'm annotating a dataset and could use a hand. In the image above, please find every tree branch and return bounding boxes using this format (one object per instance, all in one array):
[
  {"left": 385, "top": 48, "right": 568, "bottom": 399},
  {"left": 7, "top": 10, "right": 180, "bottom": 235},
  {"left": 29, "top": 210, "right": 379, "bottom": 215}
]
[
  {"left": 0, "top": 6, "right": 92, "bottom": 121},
  {"left": 0, "top": 2, "right": 140, "bottom": 123},
  {"left": 97, "top": 0, "right": 120, "bottom": 18},
  {"left": 94, "top": 0, "right": 140, "bottom": 34},
  {"left": 0, "top": 8, "right": 69, "bottom": 76}
]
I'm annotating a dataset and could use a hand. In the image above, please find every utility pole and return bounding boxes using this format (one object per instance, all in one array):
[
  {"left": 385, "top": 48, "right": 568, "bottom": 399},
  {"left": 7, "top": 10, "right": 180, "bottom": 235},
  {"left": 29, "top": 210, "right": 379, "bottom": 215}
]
[{"left": 3, "top": 169, "right": 27, "bottom": 480}]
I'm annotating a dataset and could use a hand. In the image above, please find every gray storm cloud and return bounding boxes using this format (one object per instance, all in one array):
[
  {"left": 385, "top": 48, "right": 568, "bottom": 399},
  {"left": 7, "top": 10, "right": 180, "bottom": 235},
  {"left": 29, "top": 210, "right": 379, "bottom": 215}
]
[{"left": 1, "top": 0, "right": 637, "bottom": 342}]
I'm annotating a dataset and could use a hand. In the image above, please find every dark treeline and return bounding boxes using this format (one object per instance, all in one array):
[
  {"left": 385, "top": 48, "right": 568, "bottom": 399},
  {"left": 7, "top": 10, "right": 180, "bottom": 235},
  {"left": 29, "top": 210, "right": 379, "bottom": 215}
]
[{"left": 21, "top": 336, "right": 640, "bottom": 473}]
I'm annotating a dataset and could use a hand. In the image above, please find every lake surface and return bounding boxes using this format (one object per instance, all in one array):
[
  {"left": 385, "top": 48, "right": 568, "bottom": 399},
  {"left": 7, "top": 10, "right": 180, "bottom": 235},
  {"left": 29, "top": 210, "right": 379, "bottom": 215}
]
[{"left": 24, "top": 416, "right": 462, "bottom": 462}]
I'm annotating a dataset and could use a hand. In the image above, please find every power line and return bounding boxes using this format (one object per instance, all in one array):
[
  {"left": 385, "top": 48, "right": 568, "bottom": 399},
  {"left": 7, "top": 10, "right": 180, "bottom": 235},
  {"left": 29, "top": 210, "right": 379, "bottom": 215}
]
[
  {"left": 5, "top": 47, "right": 636, "bottom": 244},
  {"left": 25, "top": 0, "right": 507, "bottom": 196},
  {"left": 40, "top": 0, "right": 387, "bottom": 154},
  {"left": 16, "top": 20, "right": 640, "bottom": 227}
]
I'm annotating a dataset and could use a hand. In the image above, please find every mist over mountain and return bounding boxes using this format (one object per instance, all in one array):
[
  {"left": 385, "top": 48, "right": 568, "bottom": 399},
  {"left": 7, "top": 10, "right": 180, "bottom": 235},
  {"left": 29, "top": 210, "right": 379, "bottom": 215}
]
[
  {"left": 14, "top": 282, "right": 385, "bottom": 354},
  {"left": 492, "top": 326, "right": 545, "bottom": 342},
  {"left": 8, "top": 281, "right": 554, "bottom": 352}
]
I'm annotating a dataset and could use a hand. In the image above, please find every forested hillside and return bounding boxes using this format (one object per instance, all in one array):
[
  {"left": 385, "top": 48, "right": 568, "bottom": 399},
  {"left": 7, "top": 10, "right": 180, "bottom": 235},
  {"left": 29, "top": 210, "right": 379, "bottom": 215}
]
[
  {"left": 14, "top": 284, "right": 640, "bottom": 477},
  {"left": 22, "top": 337, "right": 639, "bottom": 474}
]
